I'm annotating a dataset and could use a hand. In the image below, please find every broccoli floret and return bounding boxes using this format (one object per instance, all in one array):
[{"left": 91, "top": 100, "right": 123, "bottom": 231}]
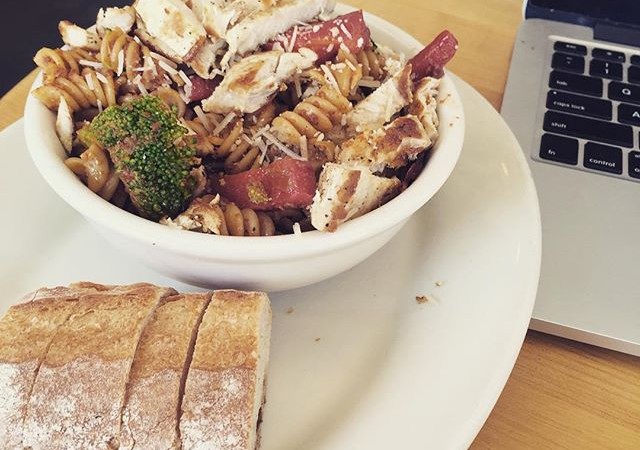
[{"left": 87, "top": 96, "right": 198, "bottom": 221}]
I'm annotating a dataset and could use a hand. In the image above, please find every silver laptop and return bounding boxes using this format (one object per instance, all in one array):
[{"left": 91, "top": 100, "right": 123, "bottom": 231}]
[{"left": 501, "top": 0, "right": 640, "bottom": 356}]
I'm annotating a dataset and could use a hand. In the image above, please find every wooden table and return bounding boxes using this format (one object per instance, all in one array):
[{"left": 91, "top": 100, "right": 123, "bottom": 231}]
[{"left": 1, "top": 1, "right": 639, "bottom": 448}]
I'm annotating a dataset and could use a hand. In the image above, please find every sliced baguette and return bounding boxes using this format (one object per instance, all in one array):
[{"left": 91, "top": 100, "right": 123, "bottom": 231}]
[
  {"left": 0, "top": 284, "right": 105, "bottom": 448},
  {"left": 180, "top": 290, "right": 272, "bottom": 450},
  {"left": 22, "top": 283, "right": 175, "bottom": 449},
  {"left": 119, "top": 292, "right": 212, "bottom": 450}
]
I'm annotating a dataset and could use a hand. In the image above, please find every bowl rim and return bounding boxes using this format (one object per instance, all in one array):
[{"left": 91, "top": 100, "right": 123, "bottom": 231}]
[{"left": 23, "top": 4, "right": 465, "bottom": 262}]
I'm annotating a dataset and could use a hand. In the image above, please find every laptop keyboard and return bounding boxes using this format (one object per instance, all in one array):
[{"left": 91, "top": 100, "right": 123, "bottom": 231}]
[{"left": 538, "top": 39, "right": 640, "bottom": 181}]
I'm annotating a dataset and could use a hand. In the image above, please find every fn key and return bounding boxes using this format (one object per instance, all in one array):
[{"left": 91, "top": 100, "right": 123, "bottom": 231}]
[{"left": 540, "top": 134, "right": 579, "bottom": 165}]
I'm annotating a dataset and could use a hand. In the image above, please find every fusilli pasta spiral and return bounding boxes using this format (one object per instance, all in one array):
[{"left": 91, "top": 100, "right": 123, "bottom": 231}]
[
  {"left": 270, "top": 86, "right": 351, "bottom": 146},
  {"left": 33, "top": 69, "right": 118, "bottom": 112},
  {"left": 65, "top": 144, "right": 123, "bottom": 202},
  {"left": 34, "top": 47, "right": 98, "bottom": 84}
]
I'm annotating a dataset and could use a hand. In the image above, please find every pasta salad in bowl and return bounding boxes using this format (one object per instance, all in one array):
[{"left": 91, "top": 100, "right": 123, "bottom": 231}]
[{"left": 24, "top": 1, "right": 465, "bottom": 291}]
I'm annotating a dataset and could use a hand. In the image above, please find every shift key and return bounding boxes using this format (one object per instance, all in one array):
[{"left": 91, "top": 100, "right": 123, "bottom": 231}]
[{"left": 543, "top": 111, "right": 633, "bottom": 148}]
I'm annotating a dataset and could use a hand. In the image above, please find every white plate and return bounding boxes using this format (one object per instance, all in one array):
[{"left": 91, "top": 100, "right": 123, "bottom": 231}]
[{"left": 0, "top": 77, "right": 540, "bottom": 449}]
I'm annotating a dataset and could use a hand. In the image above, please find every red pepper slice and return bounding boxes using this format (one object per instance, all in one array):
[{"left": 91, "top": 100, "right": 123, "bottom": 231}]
[
  {"left": 213, "top": 158, "right": 317, "bottom": 210},
  {"left": 267, "top": 10, "right": 371, "bottom": 63},
  {"left": 409, "top": 30, "right": 459, "bottom": 80}
]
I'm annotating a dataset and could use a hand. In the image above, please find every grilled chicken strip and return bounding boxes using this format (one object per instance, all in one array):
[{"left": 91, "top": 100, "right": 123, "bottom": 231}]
[
  {"left": 134, "top": 0, "right": 207, "bottom": 63},
  {"left": 203, "top": 49, "right": 317, "bottom": 114},
  {"left": 408, "top": 76, "right": 441, "bottom": 143},
  {"left": 310, "top": 163, "right": 401, "bottom": 232},
  {"left": 346, "top": 64, "right": 413, "bottom": 132},
  {"left": 338, "top": 115, "right": 431, "bottom": 173},
  {"left": 223, "top": 0, "right": 335, "bottom": 62},
  {"left": 96, "top": 6, "right": 136, "bottom": 36}
]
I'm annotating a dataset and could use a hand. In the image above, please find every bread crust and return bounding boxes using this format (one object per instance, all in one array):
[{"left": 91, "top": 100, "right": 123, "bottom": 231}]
[
  {"left": 180, "top": 290, "right": 272, "bottom": 450},
  {"left": 119, "top": 292, "right": 212, "bottom": 450},
  {"left": 22, "top": 283, "right": 175, "bottom": 450},
  {"left": 0, "top": 284, "right": 105, "bottom": 448}
]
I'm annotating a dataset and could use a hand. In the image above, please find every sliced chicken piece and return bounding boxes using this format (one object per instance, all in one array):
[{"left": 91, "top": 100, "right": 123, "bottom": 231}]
[
  {"left": 161, "top": 195, "right": 225, "bottom": 234},
  {"left": 346, "top": 64, "right": 413, "bottom": 132},
  {"left": 310, "top": 163, "right": 401, "bottom": 232},
  {"left": 408, "top": 76, "right": 440, "bottom": 143},
  {"left": 203, "top": 49, "right": 317, "bottom": 114},
  {"left": 55, "top": 96, "right": 74, "bottom": 154},
  {"left": 224, "top": 0, "right": 335, "bottom": 60},
  {"left": 134, "top": 0, "right": 207, "bottom": 63},
  {"left": 338, "top": 115, "right": 431, "bottom": 173},
  {"left": 96, "top": 6, "right": 136, "bottom": 36},
  {"left": 58, "top": 21, "right": 100, "bottom": 51},
  {"left": 188, "top": 38, "right": 223, "bottom": 78},
  {"left": 189, "top": 0, "right": 261, "bottom": 39}
]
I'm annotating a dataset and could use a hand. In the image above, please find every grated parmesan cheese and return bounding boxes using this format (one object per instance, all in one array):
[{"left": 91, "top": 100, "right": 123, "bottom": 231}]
[
  {"left": 288, "top": 26, "right": 298, "bottom": 53},
  {"left": 299, "top": 135, "right": 308, "bottom": 160},
  {"left": 339, "top": 23, "right": 352, "bottom": 40},
  {"left": 321, "top": 65, "right": 340, "bottom": 92},
  {"left": 194, "top": 106, "right": 212, "bottom": 133},
  {"left": 262, "top": 130, "right": 304, "bottom": 160},
  {"left": 357, "top": 78, "right": 382, "bottom": 88},
  {"left": 256, "top": 137, "right": 268, "bottom": 164},
  {"left": 158, "top": 60, "right": 178, "bottom": 75},
  {"left": 344, "top": 59, "right": 357, "bottom": 72},
  {"left": 178, "top": 70, "right": 192, "bottom": 87},
  {"left": 85, "top": 73, "right": 95, "bottom": 92},
  {"left": 79, "top": 60, "right": 103, "bottom": 69},
  {"left": 293, "top": 73, "right": 302, "bottom": 99},
  {"left": 116, "top": 50, "right": 125, "bottom": 76},
  {"left": 95, "top": 72, "right": 109, "bottom": 84},
  {"left": 213, "top": 112, "right": 236, "bottom": 136},
  {"left": 150, "top": 52, "right": 177, "bottom": 69},
  {"left": 292, "top": 222, "right": 302, "bottom": 236}
]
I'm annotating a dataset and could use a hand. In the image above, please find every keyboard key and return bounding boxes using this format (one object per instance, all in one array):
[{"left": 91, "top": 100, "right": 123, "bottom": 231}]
[
  {"left": 592, "top": 48, "right": 626, "bottom": 63},
  {"left": 549, "top": 71, "right": 603, "bottom": 97},
  {"left": 618, "top": 103, "right": 640, "bottom": 126},
  {"left": 552, "top": 53, "right": 585, "bottom": 73},
  {"left": 583, "top": 142, "right": 623, "bottom": 174},
  {"left": 631, "top": 55, "right": 640, "bottom": 66},
  {"left": 543, "top": 111, "right": 633, "bottom": 148},
  {"left": 609, "top": 81, "right": 640, "bottom": 105},
  {"left": 629, "top": 151, "right": 640, "bottom": 179},
  {"left": 554, "top": 41, "right": 587, "bottom": 56},
  {"left": 629, "top": 66, "right": 640, "bottom": 85},
  {"left": 590, "top": 59, "right": 623, "bottom": 80},
  {"left": 546, "top": 90, "right": 612, "bottom": 120},
  {"left": 539, "top": 133, "right": 579, "bottom": 165}
]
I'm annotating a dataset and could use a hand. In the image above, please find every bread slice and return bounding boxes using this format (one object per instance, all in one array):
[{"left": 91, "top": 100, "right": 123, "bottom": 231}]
[
  {"left": 180, "top": 290, "right": 272, "bottom": 450},
  {"left": 118, "top": 292, "right": 212, "bottom": 450},
  {"left": 0, "top": 284, "right": 105, "bottom": 448},
  {"left": 22, "top": 283, "right": 175, "bottom": 449}
]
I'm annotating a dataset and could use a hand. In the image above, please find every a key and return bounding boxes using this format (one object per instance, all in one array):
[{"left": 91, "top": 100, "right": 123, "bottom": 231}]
[
  {"left": 552, "top": 53, "right": 585, "bottom": 73},
  {"left": 539, "top": 133, "right": 579, "bottom": 165},
  {"left": 628, "top": 66, "right": 640, "bottom": 85},
  {"left": 590, "top": 59, "right": 623, "bottom": 80},
  {"left": 617, "top": 103, "right": 640, "bottom": 126},
  {"left": 583, "top": 142, "right": 623, "bottom": 174},
  {"left": 543, "top": 111, "right": 633, "bottom": 148},
  {"left": 549, "top": 71, "right": 603, "bottom": 97},
  {"left": 629, "top": 151, "right": 640, "bottom": 179},
  {"left": 554, "top": 41, "right": 587, "bottom": 56},
  {"left": 609, "top": 81, "right": 640, "bottom": 105},
  {"left": 546, "top": 90, "right": 612, "bottom": 120},
  {"left": 592, "top": 48, "right": 626, "bottom": 63}
]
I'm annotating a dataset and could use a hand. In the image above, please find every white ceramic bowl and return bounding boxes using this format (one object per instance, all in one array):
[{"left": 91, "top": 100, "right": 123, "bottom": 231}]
[{"left": 24, "top": 4, "right": 465, "bottom": 292}]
